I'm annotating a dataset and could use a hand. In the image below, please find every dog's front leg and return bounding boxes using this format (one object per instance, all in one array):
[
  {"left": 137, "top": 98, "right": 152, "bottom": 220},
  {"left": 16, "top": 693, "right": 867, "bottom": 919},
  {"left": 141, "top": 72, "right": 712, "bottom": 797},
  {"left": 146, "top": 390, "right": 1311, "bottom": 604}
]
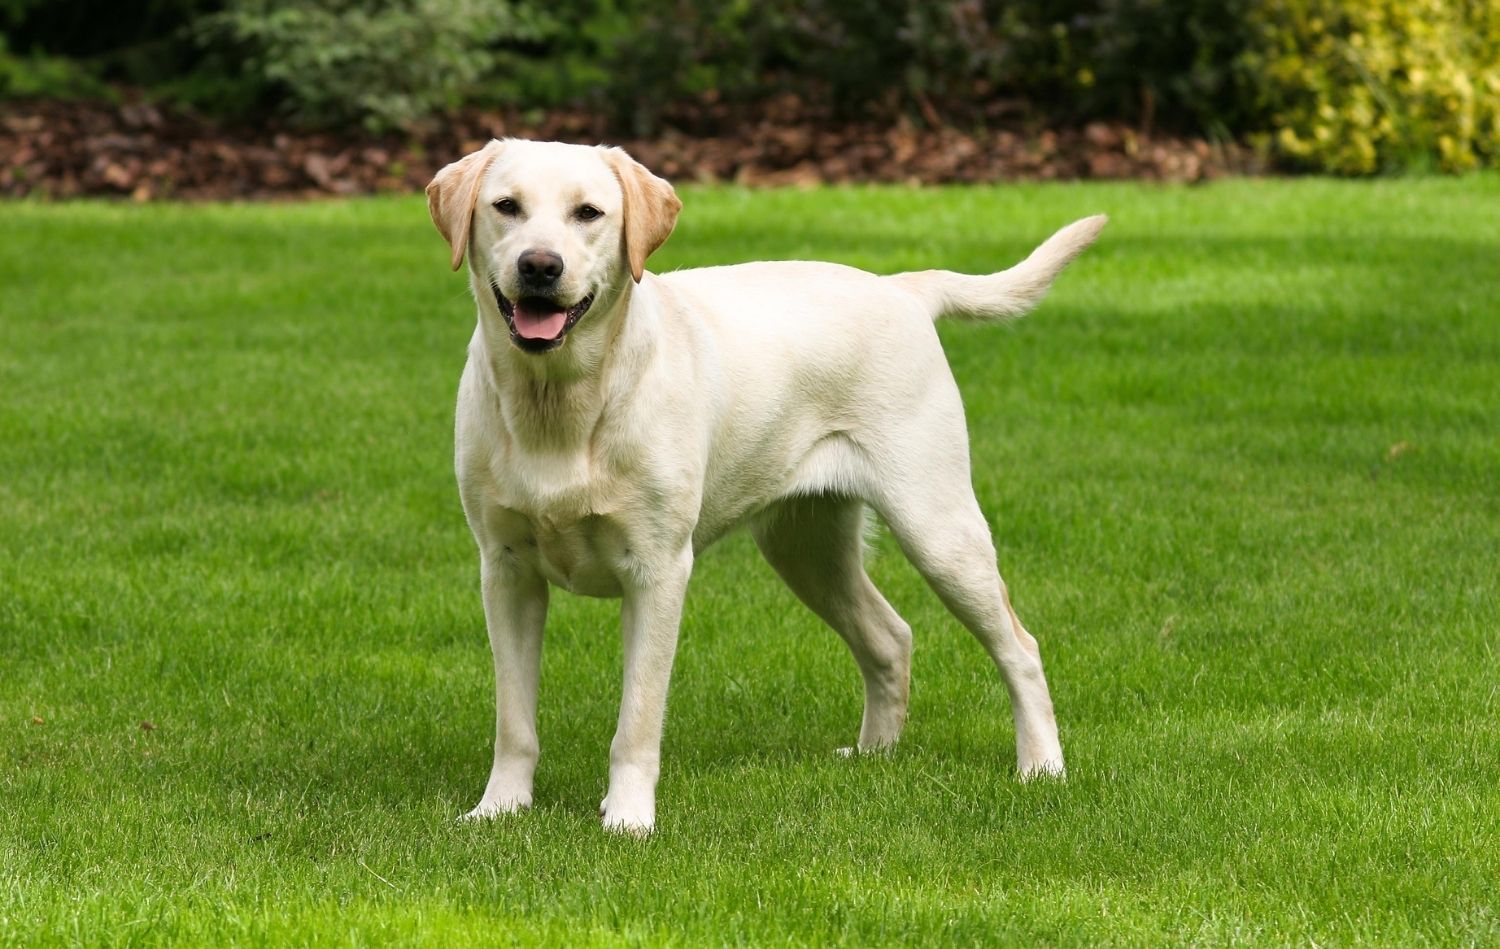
[
  {"left": 601, "top": 547, "right": 693, "bottom": 835},
  {"left": 465, "top": 551, "right": 548, "bottom": 820}
]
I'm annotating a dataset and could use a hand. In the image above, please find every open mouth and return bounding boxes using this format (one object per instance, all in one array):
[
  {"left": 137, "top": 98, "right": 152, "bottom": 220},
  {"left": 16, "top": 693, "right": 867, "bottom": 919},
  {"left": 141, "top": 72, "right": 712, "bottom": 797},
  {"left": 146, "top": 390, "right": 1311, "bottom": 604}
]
[{"left": 493, "top": 284, "right": 594, "bottom": 353}]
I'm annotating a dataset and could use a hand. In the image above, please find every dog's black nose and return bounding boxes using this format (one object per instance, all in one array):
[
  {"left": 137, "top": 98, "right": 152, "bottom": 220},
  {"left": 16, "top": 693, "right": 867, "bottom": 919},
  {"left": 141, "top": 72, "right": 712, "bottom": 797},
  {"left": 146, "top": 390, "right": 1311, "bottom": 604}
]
[{"left": 517, "top": 248, "right": 564, "bottom": 285}]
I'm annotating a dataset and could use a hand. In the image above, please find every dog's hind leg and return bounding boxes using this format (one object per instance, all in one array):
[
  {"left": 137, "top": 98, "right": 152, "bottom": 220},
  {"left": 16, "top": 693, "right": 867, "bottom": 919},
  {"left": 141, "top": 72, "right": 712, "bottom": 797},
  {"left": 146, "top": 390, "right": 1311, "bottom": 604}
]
[
  {"left": 751, "top": 495, "right": 912, "bottom": 751},
  {"left": 868, "top": 424, "right": 1065, "bottom": 777}
]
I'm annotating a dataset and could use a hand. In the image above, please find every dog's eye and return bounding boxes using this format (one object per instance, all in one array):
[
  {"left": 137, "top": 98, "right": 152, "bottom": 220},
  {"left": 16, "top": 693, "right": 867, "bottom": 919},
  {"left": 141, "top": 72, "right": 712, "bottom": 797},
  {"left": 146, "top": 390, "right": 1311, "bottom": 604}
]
[
  {"left": 575, "top": 204, "right": 603, "bottom": 222},
  {"left": 494, "top": 197, "right": 520, "bottom": 216}
]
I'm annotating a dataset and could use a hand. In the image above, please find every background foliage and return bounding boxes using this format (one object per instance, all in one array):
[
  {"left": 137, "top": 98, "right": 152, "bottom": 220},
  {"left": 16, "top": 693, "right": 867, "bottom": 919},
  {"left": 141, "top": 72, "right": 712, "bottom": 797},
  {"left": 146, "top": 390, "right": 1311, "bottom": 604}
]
[
  {"left": 2, "top": 0, "right": 1497, "bottom": 171},
  {"left": 1244, "top": 0, "right": 1500, "bottom": 173}
]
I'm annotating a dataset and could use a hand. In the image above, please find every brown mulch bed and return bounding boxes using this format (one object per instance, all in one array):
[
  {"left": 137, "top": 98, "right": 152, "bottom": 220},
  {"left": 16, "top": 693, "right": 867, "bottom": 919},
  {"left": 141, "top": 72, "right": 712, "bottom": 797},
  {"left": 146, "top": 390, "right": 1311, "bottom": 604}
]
[{"left": 1, "top": 95, "right": 1259, "bottom": 201}]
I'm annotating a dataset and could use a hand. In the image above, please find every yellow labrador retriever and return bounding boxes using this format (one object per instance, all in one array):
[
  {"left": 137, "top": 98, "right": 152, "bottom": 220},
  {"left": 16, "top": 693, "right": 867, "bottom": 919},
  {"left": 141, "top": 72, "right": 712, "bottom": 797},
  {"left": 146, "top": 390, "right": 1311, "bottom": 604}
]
[{"left": 427, "top": 139, "right": 1105, "bottom": 834}]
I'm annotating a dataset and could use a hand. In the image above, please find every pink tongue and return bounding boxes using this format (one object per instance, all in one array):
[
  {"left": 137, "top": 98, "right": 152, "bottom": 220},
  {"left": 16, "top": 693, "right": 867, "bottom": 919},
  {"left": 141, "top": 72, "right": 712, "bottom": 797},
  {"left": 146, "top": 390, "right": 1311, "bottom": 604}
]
[{"left": 513, "top": 300, "right": 568, "bottom": 340}]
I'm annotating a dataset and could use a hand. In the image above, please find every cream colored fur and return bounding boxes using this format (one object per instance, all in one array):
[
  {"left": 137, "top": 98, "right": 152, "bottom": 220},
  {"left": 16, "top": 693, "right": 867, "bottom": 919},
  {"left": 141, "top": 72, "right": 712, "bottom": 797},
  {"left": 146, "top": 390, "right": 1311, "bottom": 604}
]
[{"left": 428, "top": 139, "right": 1106, "bottom": 835}]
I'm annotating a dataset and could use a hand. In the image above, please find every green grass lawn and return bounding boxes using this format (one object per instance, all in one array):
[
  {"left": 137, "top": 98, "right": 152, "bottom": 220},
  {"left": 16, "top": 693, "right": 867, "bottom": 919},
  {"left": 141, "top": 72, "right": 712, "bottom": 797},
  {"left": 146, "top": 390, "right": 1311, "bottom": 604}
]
[{"left": 2, "top": 176, "right": 1498, "bottom": 945}]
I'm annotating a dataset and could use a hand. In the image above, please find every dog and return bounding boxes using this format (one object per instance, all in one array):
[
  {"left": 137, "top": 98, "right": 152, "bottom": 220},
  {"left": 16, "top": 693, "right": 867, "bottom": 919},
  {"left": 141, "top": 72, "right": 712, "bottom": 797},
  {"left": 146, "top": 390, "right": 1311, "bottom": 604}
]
[{"left": 427, "top": 139, "right": 1105, "bottom": 834}]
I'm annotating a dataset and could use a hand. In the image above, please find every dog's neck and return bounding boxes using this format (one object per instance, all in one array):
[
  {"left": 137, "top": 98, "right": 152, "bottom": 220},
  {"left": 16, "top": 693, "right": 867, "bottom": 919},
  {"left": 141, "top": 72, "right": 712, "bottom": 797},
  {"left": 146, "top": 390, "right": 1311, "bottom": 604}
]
[{"left": 470, "top": 277, "right": 651, "bottom": 453}]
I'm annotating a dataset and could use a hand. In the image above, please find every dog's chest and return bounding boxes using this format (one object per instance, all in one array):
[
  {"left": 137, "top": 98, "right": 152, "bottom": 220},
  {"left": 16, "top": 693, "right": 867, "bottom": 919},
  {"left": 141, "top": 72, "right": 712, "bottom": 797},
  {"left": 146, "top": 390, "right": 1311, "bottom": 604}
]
[
  {"left": 526, "top": 511, "right": 628, "bottom": 598},
  {"left": 479, "top": 451, "right": 633, "bottom": 598}
]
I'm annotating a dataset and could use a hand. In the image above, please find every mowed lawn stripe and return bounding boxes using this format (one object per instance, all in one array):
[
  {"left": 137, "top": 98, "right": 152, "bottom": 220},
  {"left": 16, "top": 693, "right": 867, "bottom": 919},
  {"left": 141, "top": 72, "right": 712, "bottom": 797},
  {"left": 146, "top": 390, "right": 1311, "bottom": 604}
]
[{"left": 2, "top": 177, "right": 1497, "bottom": 944}]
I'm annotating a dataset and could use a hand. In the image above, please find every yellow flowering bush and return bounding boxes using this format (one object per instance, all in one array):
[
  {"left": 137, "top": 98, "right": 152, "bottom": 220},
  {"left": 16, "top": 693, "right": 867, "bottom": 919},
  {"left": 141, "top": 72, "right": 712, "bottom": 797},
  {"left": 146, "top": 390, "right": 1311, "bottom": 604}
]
[{"left": 1245, "top": 0, "right": 1500, "bottom": 172}]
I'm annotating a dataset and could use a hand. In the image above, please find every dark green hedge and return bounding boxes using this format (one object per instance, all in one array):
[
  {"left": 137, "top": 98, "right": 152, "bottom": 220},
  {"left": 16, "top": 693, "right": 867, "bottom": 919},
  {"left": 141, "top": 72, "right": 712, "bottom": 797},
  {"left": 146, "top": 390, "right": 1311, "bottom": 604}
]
[{"left": 3, "top": 0, "right": 1496, "bottom": 173}]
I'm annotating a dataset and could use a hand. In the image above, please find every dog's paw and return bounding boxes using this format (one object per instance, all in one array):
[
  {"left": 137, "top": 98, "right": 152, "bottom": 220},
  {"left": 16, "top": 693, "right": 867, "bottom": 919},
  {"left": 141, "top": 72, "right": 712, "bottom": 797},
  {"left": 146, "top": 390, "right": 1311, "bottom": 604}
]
[
  {"left": 837, "top": 740, "right": 897, "bottom": 758},
  {"left": 599, "top": 793, "right": 655, "bottom": 837},
  {"left": 459, "top": 794, "right": 531, "bottom": 822},
  {"left": 1018, "top": 757, "right": 1066, "bottom": 782}
]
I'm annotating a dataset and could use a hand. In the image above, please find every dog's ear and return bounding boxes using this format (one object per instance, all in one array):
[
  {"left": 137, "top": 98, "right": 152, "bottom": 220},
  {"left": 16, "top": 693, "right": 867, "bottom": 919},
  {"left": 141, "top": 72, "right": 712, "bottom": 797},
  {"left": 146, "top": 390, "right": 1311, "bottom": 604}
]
[
  {"left": 427, "top": 140, "right": 506, "bottom": 272},
  {"left": 601, "top": 147, "right": 682, "bottom": 282}
]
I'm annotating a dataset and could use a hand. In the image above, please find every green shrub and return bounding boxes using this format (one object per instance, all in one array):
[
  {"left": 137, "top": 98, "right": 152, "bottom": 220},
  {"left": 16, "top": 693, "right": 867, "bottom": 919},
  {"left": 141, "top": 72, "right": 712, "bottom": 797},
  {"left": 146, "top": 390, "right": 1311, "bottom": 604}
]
[
  {"left": 0, "top": 0, "right": 220, "bottom": 93},
  {"left": 1244, "top": 0, "right": 1500, "bottom": 173},
  {"left": 199, "top": 0, "right": 549, "bottom": 131},
  {"left": 498, "top": 0, "right": 1260, "bottom": 134},
  {"left": 478, "top": 0, "right": 961, "bottom": 132},
  {"left": 1057, "top": 0, "right": 1256, "bottom": 135},
  {"left": 0, "top": 36, "right": 112, "bottom": 99},
  {"left": 484, "top": 1, "right": 1250, "bottom": 135}
]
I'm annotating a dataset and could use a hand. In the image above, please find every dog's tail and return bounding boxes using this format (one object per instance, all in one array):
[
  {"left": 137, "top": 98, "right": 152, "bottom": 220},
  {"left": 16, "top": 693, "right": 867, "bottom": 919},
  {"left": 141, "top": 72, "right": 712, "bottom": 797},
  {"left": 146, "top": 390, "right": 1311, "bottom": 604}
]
[{"left": 888, "top": 214, "right": 1107, "bottom": 323}]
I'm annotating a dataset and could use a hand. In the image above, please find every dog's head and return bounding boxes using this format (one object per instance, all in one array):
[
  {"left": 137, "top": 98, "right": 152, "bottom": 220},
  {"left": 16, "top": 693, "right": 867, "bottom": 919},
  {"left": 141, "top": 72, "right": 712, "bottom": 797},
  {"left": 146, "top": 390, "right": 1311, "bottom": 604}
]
[{"left": 427, "top": 139, "right": 681, "bottom": 355}]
